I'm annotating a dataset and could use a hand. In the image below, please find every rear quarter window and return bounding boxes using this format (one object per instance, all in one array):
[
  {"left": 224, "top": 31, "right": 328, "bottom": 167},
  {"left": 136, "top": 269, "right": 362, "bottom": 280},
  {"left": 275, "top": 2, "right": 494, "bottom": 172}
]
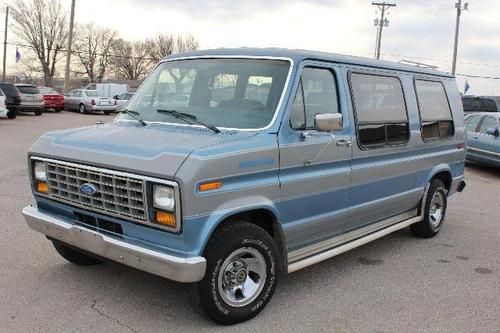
[{"left": 415, "top": 80, "right": 454, "bottom": 141}]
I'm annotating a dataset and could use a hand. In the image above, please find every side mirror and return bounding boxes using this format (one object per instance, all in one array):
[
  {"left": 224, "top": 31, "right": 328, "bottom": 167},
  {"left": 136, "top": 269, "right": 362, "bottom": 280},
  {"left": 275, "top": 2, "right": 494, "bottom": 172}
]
[
  {"left": 314, "top": 113, "right": 343, "bottom": 132},
  {"left": 486, "top": 127, "right": 500, "bottom": 137}
]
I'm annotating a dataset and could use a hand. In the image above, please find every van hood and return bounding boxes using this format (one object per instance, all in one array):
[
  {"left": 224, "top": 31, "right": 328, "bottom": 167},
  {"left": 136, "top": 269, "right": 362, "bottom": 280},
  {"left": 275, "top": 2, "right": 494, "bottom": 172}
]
[{"left": 30, "top": 121, "right": 256, "bottom": 178}]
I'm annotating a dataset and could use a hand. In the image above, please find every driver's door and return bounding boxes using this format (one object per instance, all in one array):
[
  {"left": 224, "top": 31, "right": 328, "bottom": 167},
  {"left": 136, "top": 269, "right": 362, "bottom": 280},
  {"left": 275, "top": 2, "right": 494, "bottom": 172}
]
[{"left": 278, "top": 63, "right": 353, "bottom": 252}]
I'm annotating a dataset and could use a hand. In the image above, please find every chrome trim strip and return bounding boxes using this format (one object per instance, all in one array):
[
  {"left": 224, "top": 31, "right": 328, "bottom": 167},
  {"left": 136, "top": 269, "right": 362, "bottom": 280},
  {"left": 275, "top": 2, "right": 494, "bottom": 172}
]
[
  {"left": 288, "top": 210, "right": 417, "bottom": 263},
  {"left": 31, "top": 157, "right": 182, "bottom": 233},
  {"left": 115, "top": 55, "right": 295, "bottom": 132},
  {"left": 22, "top": 206, "right": 206, "bottom": 283},
  {"left": 288, "top": 213, "right": 422, "bottom": 273},
  {"left": 467, "top": 147, "right": 500, "bottom": 158}
]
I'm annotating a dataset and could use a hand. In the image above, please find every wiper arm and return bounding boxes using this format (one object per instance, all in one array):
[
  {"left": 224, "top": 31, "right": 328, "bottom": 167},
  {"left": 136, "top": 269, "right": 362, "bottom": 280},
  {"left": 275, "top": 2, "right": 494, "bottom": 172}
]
[
  {"left": 157, "top": 109, "right": 220, "bottom": 133},
  {"left": 119, "top": 109, "right": 147, "bottom": 127}
]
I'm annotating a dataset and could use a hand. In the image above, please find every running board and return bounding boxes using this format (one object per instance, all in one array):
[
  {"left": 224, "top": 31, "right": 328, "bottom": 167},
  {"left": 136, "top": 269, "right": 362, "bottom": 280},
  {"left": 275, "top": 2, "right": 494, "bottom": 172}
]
[{"left": 287, "top": 215, "right": 423, "bottom": 273}]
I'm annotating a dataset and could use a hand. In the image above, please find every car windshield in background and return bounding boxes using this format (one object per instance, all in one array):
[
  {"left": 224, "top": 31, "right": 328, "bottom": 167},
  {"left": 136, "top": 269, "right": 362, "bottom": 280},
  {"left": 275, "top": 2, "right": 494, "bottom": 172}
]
[
  {"left": 39, "top": 87, "right": 58, "bottom": 95},
  {"left": 17, "top": 86, "right": 40, "bottom": 94},
  {"left": 85, "top": 91, "right": 102, "bottom": 97},
  {"left": 121, "top": 58, "right": 291, "bottom": 129}
]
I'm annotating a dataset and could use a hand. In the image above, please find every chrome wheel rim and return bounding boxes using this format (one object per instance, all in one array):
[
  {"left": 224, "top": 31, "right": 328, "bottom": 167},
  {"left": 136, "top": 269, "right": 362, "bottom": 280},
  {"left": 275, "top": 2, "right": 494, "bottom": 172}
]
[
  {"left": 218, "top": 247, "right": 267, "bottom": 308},
  {"left": 429, "top": 191, "right": 445, "bottom": 227}
]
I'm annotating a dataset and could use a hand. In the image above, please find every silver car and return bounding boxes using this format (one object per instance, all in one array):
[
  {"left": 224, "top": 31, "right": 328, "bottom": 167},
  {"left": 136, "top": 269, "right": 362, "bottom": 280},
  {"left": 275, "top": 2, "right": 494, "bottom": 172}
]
[
  {"left": 15, "top": 84, "right": 44, "bottom": 116},
  {"left": 64, "top": 89, "right": 116, "bottom": 115}
]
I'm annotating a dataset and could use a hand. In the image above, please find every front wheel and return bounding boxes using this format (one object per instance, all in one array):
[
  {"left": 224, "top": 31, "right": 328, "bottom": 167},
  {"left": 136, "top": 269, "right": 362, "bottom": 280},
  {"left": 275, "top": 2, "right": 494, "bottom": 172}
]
[
  {"left": 7, "top": 110, "right": 16, "bottom": 119},
  {"left": 52, "top": 240, "right": 104, "bottom": 266},
  {"left": 34, "top": 110, "right": 42, "bottom": 116},
  {"left": 103, "top": 110, "right": 111, "bottom": 115},
  {"left": 197, "top": 221, "right": 280, "bottom": 325},
  {"left": 411, "top": 179, "right": 448, "bottom": 238}
]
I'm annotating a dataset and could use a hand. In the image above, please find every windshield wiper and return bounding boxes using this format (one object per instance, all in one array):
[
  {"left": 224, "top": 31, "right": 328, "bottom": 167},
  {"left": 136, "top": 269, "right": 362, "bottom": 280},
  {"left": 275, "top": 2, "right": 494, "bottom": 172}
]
[
  {"left": 119, "top": 109, "right": 147, "bottom": 127},
  {"left": 156, "top": 109, "right": 220, "bottom": 133}
]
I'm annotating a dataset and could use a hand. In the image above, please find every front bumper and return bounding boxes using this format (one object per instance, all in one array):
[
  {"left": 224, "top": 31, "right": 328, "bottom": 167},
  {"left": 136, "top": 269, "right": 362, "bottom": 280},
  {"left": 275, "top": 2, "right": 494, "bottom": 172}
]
[{"left": 22, "top": 206, "right": 206, "bottom": 283}]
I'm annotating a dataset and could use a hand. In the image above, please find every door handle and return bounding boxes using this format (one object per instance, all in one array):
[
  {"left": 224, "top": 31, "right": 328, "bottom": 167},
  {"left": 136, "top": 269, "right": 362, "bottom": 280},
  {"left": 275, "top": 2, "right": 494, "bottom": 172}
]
[
  {"left": 473, "top": 136, "right": 479, "bottom": 140},
  {"left": 336, "top": 139, "right": 352, "bottom": 147}
]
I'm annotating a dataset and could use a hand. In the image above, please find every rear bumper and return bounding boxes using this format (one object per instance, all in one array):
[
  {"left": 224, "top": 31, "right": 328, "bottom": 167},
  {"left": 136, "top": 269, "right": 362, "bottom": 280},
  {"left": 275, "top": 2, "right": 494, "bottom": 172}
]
[
  {"left": 90, "top": 105, "right": 117, "bottom": 111},
  {"left": 22, "top": 206, "right": 206, "bottom": 283},
  {"left": 19, "top": 104, "right": 44, "bottom": 112}
]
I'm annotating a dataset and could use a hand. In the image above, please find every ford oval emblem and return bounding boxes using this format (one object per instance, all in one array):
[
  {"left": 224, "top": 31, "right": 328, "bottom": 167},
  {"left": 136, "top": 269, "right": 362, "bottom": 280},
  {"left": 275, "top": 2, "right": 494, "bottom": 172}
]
[{"left": 80, "top": 183, "right": 98, "bottom": 196}]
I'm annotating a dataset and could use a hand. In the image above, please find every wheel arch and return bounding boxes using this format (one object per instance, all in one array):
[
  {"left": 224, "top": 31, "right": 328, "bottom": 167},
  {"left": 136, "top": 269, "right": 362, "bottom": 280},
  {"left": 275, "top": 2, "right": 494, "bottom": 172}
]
[{"left": 419, "top": 165, "right": 452, "bottom": 215}]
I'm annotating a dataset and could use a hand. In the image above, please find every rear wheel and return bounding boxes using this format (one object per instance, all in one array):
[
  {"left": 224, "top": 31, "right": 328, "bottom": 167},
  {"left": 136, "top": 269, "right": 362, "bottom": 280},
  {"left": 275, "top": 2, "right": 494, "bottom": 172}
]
[
  {"left": 79, "top": 104, "right": 86, "bottom": 114},
  {"left": 411, "top": 179, "right": 448, "bottom": 238},
  {"left": 34, "top": 110, "right": 42, "bottom": 116},
  {"left": 52, "top": 240, "right": 104, "bottom": 266},
  {"left": 7, "top": 110, "right": 16, "bottom": 119},
  {"left": 197, "top": 221, "right": 280, "bottom": 325},
  {"left": 103, "top": 111, "right": 111, "bottom": 115}
]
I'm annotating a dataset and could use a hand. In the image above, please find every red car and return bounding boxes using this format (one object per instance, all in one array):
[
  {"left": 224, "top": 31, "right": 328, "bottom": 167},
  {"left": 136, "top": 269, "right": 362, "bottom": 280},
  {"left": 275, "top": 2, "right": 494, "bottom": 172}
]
[{"left": 38, "top": 86, "right": 64, "bottom": 112}]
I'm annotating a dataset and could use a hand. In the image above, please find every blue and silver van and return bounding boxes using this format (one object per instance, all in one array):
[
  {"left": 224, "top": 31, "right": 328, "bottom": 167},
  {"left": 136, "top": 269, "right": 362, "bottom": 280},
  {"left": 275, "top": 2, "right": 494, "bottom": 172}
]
[{"left": 23, "top": 48, "right": 466, "bottom": 324}]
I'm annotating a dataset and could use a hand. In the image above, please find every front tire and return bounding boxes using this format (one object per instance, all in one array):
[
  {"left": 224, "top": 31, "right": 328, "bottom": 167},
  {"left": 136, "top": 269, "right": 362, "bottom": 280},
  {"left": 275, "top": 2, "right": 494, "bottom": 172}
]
[
  {"left": 411, "top": 179, "right": 448, "bottom": 238},
  {"left": 197, "top": 221, "right": 280, "bottom": 325},
  {"left": 103, "top": 110, "right": 111, "bottom": 115},
  {"left": 52, "top": 240, "right": 104, "bottom": 266},
  {"left": 7, "top": 109, "right": 16, "bottom": 119},
  {"left": 34, "top": 110, "right": 42, "bottom": 116}
]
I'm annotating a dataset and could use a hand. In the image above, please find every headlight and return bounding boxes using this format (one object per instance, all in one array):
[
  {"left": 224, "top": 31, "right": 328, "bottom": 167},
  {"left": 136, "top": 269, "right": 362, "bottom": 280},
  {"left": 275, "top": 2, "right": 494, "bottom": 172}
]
[
  {"left": 34, "top": 161, "right": 47, "bottom": 181},
  {"left": 153, "top": 185, "right": 175, "bottom": 211}
]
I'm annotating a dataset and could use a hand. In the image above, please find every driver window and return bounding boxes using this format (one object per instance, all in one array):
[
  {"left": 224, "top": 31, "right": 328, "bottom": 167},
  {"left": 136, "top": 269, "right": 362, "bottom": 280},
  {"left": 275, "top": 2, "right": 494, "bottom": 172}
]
[{"left": 290, "top": 67, "right": 339, "bottom": 130}]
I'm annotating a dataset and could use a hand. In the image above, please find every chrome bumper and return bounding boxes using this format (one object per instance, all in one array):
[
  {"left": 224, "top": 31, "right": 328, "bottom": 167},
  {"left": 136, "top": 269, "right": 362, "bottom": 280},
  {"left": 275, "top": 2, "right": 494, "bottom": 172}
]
[{"left": 22, "top": 206, "right": 206, "bottom": 283}]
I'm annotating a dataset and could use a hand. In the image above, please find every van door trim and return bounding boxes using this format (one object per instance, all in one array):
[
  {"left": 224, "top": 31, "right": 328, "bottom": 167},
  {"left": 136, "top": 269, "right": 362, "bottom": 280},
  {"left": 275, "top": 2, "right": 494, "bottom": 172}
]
[{"left": 288, "top": 210, "right": 421, "bottom": 272}]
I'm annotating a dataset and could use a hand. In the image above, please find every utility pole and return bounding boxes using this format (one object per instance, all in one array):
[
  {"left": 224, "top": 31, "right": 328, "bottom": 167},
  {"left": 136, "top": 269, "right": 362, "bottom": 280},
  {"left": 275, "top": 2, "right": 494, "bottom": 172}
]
[
  {"left": 2, "top": 6, "right": 9, "bottom": 82},
  {"left": 372, "top": 2, "right": 396, "bottom": 60},
  {"left": 451, "top": 0, "right": 468, "bottom": 75},
  {"left": 64, "top": 0, "right": 76, "bottom": 91}
]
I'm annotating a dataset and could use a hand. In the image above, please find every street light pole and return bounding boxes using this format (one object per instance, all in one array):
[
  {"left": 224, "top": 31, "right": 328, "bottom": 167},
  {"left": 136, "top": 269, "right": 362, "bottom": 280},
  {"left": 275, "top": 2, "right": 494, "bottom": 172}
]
[
  {"left": 2, "top": 6, "right": 9, "bottom": 82},
  {"left": 64, "top": 0, "right": 76, "bottom": 91},
  {"left": 451, "top": 0, "right": 468, "bottom": 75}
]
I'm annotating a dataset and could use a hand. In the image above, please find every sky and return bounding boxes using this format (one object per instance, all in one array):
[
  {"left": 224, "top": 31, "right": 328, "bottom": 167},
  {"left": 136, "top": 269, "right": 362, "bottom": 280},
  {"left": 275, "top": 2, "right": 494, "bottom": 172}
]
[{"left": 6, "top": 0, "right": 500, "bottom": 95}]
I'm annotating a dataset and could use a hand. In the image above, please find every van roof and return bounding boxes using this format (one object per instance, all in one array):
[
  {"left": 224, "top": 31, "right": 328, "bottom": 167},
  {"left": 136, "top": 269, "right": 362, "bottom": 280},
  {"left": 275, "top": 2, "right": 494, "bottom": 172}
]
[{"left": 162, "top": 47, "right": 453, "bottom": 78}]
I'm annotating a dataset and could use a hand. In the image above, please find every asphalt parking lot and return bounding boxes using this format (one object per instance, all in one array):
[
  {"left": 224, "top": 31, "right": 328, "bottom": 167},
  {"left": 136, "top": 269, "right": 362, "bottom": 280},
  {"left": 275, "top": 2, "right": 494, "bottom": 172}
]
[{"left": 0, "top": 111, "right": 499, "bottom": 332}]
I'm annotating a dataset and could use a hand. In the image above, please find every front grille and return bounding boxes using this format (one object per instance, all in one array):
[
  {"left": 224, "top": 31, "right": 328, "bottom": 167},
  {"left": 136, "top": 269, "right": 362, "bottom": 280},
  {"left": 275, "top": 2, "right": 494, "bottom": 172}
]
[{"left": 46, "top": 162, "right": 147, "bottom": 221}]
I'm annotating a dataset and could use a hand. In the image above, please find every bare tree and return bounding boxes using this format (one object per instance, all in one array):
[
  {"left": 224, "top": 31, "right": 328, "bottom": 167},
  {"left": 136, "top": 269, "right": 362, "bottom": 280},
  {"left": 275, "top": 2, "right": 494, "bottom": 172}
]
[
  {"left": 111, "top": 39, "right": 152, "bottom": 80},
  {"left": 176, "top": 33, "right": 199, "bottom": 53},
  {"left": 10, "top": 0, "right": 69, "bottom": 86},
  {"left": 73, "top": 24, "right": 117, "bottom": 83}
]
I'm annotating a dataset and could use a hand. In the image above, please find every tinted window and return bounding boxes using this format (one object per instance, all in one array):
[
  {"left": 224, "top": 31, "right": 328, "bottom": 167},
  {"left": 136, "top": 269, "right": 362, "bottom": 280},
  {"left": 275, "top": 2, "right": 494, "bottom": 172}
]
[
  {"left": 462, "top": 97, "right": 480, "bottom": 112},
  {"left": 290, "top": 67, "right": 339, "bottom": 130},
  {"left": 17, "top": 86, "right": 40, "bottom": 94},
  {"left": 351, "top": 73, "right": 409, "bottom": 147},
  {"left": 479, "top": 116, "right": 498, "bottom": 134},
  {"left": 415, "top": 80, "right": 454, "bottom": 140},
  {"left": 0, "top": 84, "right": 16, "bottom": 94},
  {"left": 465, "top": 115, "right": 481, "bottom": 132},
  {"left": 481, "top": 99, "right": 498, "bottom": 112}
]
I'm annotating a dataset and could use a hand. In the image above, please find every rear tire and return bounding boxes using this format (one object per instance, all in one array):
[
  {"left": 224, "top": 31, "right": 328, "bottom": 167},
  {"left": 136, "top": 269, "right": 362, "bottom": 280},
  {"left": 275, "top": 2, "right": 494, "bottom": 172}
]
[
  {"left": 7, "top": 110, "right": 16, "bottom": 119},
  {"left": 103, "top": 111, "right": 111, "bottom": 115},
  {"left": 197, "top": 221, "right": 280, "bottom": 325},
  {"left": 411, "top": 179, "right": 448, "bottom": 238},
  {"left": 34, "top": 111, "right": 42, "bottom": 116},
  {"left": 52, "top": 240, "right": 104, "bottom": 266},
  {"left": 79, "top": 104, "right": 86, "bottom": 114}
]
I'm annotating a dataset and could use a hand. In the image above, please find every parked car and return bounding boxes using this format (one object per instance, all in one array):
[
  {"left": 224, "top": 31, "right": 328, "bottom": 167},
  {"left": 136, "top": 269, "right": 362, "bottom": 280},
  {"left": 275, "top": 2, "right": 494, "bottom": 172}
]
[
  {"left": 462, "top": 95, "right": 500, "bottom": 114},
  {"left": 113, "top": 92, "right": 133, "bottom": 111},
  {"left": 23, "top": 48, "right": 466, "bottom": 324},
  {"left": 86, "top": 83, "right": 128, "bottom": 98},
  {"left": 38, "top": 86, "right": 64, "bottom": 112},
  {"left": 465, "top": 112, "right": 500, "bottom": 167},
  {"left": 0, "top": 82, "right": 21, "bottom": 119},
  {"left": 64, "top": 89, "right": 117, "bottom": 114},
  {"left": 15, "top": 84, "right": 44, "bottom": 116},
  {"left": 0, "top": 88, "right": 9, "bottom": 119}
]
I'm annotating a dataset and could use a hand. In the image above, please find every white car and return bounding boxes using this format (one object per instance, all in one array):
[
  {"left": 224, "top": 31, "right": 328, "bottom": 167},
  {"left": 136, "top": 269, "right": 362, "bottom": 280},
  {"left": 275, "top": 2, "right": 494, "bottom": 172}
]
[
  {"left": 0, "top": 88, "right": 8, "bottom": 118},
  {"left": 64, "top": 89, "right": 117, "bottom": 115}
]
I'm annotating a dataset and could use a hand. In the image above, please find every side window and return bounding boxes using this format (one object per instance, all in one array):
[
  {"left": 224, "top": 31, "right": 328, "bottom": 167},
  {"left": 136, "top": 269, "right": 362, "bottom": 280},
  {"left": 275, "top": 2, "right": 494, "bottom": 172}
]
[
  {"left": 350, "top": 73, "right": 409, "bottom": 147},
  {"left": 465, "top": 116, "right": 481, "bottom": 132},
  {"left": 479, "top": 116, "right": 498, "bottom": 134},
  {"left": 290, "top": 67, "right": 339, "bottom": 130},
  {"left": 415, "top": 80, "right": 454, "bottom": 140}
]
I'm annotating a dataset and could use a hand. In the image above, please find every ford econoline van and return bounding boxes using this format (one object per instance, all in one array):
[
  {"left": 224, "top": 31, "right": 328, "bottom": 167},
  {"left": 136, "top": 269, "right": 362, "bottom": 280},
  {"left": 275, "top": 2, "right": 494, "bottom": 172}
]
[{"left": 23, "top": 48, "right": 466, "bottom": 324}]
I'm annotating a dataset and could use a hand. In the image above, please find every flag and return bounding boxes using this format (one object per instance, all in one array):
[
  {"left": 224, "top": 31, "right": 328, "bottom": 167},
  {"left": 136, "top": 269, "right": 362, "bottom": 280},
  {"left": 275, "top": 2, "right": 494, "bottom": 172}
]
[
  {"left": 15, "top": 47, "right": 21, "bottom": 63},
  {"left": 464, "top": 80, "right": 470, "bottom": 94}
]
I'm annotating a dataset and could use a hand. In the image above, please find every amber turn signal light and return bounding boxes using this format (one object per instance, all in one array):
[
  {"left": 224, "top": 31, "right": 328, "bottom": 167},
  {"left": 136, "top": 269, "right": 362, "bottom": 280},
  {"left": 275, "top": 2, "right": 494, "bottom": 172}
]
[
  {"left": 199, "top": 181, "right": 222, "bottom": 192},
  {"left": 36, "top": 181, "right": 49, "bottom": 194},
  {"left": 155, "top": 210, "right": 176, "bottom": 228}
]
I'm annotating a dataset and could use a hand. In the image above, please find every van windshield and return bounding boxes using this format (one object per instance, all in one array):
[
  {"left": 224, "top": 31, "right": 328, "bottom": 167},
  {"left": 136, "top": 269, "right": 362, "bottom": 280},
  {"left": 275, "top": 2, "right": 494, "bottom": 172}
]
[{"left": 121, "top": 58, "right": 291, "bottom": 129}]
